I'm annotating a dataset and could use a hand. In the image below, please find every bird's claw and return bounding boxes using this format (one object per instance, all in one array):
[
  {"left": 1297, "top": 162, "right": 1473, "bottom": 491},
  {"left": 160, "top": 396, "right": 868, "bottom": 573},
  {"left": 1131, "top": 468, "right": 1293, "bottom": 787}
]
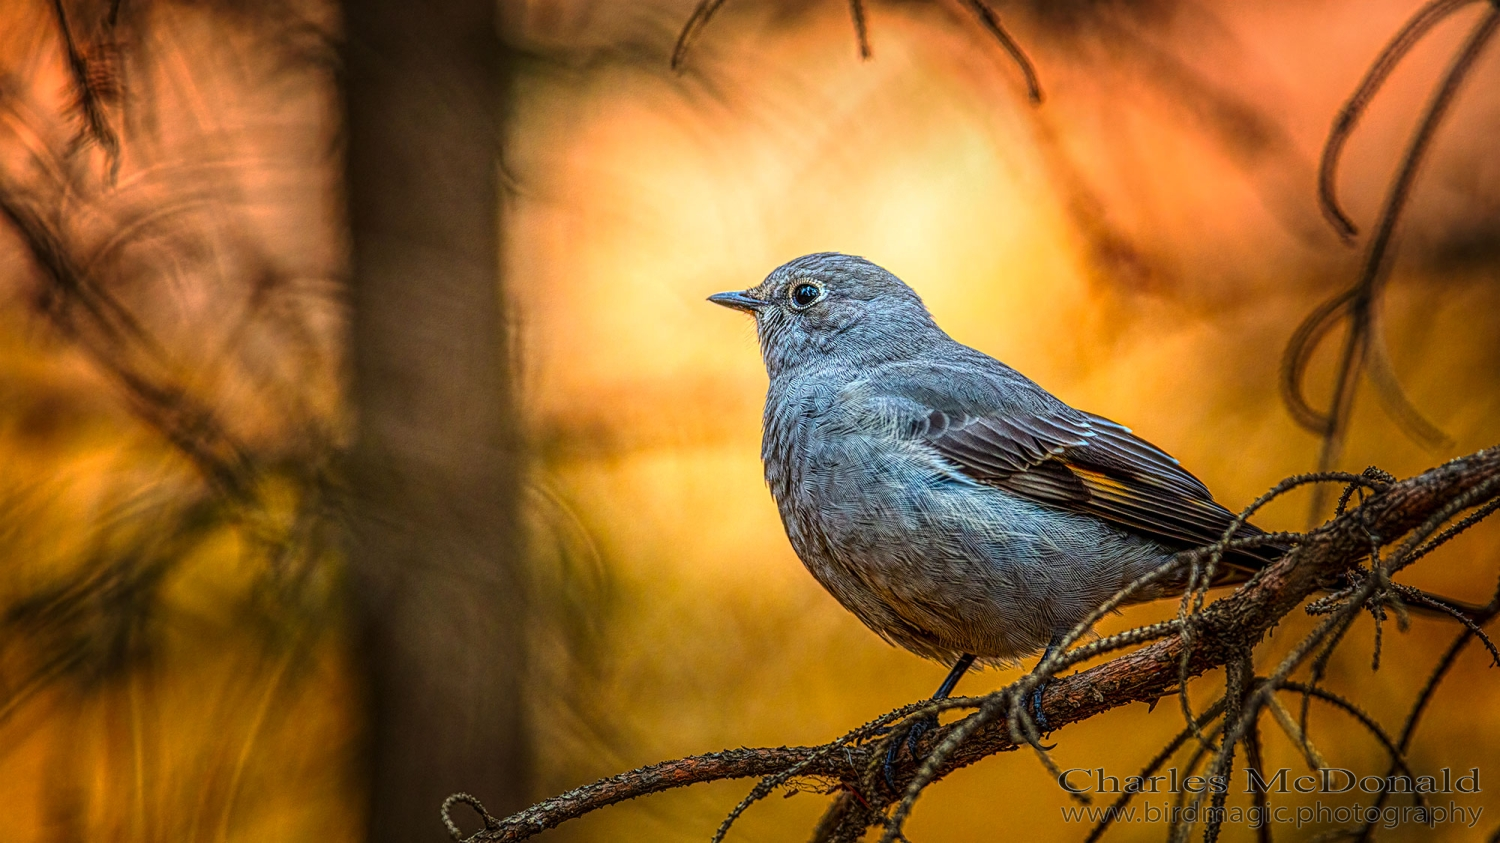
[
  {"left": 881, "top": 713, "right": 938, "bottom": 793},
  {"left": 1026, "top": 680, "right": 1056, "bottom": 750},
  {"left": 1030, "top": 681, "right": 1049, "bottom": 732}
]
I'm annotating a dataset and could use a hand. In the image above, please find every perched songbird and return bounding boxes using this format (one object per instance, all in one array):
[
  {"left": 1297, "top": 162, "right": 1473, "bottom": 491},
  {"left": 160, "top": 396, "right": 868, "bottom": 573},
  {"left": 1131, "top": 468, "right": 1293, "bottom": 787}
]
[
  {"left": 711, "top": 252, "right": 1277, "bottom": 669},
  {"left": 710, "top": 252, "right": 1478, "bottom": 783},
  {"left": 709, "top": 253, "right": 1291, "bottom": 759}
]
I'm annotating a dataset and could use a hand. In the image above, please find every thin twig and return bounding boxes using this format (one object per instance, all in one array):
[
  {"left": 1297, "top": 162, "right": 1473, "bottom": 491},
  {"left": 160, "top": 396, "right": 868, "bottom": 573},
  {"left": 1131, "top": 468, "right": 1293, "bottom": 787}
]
[
  {"left": 848, "top": 0, "right": 871, "bottom": 59},
  {"left": 1317, "top": 0, "right": 1482, "bottom": 239},
  {"left": 671, "top": 0, "right": 1044, "bottom": 106},
  {"left": 959, "top": 0, "right": 1043, "bottom": 103},
  {"left": 670, "top": 0, "right": 733, "bottom": 71},
  {"left": 1290, "top": 2, "right": 1499, "bottom": 522},
  {"left": 49, "top": 0, "right": 122, "bottom": 177}
]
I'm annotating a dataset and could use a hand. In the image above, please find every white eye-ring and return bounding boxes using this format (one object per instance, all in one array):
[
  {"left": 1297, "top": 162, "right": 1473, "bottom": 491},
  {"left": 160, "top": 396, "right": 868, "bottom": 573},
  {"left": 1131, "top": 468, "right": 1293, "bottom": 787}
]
[{"left": 788, "top": 281, "right": 824, "bottom": 309}]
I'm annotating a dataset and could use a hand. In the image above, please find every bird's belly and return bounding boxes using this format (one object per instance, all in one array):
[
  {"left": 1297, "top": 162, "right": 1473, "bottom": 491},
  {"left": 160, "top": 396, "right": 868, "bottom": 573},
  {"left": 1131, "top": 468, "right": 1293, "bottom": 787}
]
[{"left": 778, "top": 442, "right": 1168, "bottom": 664}]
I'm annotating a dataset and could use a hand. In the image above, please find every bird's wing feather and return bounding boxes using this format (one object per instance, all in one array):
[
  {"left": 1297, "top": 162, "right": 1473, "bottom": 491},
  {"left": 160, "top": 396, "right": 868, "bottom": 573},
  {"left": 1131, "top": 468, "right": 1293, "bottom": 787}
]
[
  {"left": 861, "top": 353, "right": 1282, "bottom": 573},
  {"left": 920, "top": 406, "right": 1277, "bottom": 569}
]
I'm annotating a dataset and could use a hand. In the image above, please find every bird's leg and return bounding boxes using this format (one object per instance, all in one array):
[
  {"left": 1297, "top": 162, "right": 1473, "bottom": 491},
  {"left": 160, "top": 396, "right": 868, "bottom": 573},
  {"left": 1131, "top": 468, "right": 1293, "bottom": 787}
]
[
  {"left": 904, "top": 653, "right": 974, "bottom": 755},
  {"left": 883, "top": 653, "right": 974, "bottom": 792},
  {"left": 932, "top": 653, "right": 975, "bottom": 699},
  {"left": 1028, "top": 633, "right": 1066, "bottom": 735}
]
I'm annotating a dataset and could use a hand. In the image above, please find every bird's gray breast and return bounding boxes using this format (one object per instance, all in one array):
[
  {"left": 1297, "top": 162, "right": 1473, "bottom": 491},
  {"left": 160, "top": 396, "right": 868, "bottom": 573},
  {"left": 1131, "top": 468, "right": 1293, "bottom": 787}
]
[{"left": 761, "top": 371, "right": 1169, "bottom": 664}]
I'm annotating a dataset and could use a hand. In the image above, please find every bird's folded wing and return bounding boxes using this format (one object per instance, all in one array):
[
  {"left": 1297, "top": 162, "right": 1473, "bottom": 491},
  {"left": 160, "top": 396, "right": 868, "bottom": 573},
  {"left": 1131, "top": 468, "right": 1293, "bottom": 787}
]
[{"left": 917, "top": 406, "right": 1279, "bottom": 570}]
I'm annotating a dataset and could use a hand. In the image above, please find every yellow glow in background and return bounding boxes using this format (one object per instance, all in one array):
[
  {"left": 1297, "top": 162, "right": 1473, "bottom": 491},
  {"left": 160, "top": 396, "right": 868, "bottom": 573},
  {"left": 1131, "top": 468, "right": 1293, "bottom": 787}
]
[{"left": 1, "top": 0, "right": 1499, "bottom": 841}]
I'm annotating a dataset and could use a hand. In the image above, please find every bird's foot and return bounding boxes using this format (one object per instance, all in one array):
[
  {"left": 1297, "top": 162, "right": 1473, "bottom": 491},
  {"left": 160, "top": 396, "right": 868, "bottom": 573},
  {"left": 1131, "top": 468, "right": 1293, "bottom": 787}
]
[
  {"left": 882, "top": 712, "right": 938, "bottom": 793},
  {"left": 1025, "top": 679, "right": 1057, "bottom": 750},
  {"left": 1030, "top": 679, "right": 1049, "bottom": 732},
  {"left": 1022, "top": 635, "right": 1063, "bottom": 748}
]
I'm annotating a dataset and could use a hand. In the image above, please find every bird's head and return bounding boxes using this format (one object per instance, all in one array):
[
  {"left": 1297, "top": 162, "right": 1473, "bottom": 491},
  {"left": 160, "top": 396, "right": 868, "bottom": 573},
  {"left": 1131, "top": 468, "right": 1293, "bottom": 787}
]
[{"left": 709, "top": 253, "right": 944, "bottom": 378}]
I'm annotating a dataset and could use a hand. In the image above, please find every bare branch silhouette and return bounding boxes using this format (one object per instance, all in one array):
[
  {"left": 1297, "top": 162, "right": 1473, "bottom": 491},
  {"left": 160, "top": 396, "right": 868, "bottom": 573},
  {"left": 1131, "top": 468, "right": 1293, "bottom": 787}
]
[
  {"left": 671, "top": 0, "right": 1043, "bottom": 102},
  {"left": 0, "top": 188, "right": 254, "bottom": 497},
  {"left": 451, "top": 447, "right": 1500, "bottom": 842},
  {"left": 669, "top": 0, "right": 733, "bottom": 70},
  {"left": 848, "top": 0, "right": 871, "bottom": 59},
  {"left": 0, "top": 8, "right": 349, "bottom": 837},
  {"left": 1287, "top": 0, "right": 1497, "bottom": 522},
  {"left": 1317, "top": 0, "right": 1482, "bottom": 241},
  {"left": 959, "top": 0, "right": 1042, "bottom": 103},
  {"left": 49, "top": 0, "right": 125, "bottom": 177}
]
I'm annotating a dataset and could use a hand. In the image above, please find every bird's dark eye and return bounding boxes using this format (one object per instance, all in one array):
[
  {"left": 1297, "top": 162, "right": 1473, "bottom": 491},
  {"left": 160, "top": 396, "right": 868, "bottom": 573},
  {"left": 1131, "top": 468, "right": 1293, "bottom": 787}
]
[{"left": 789, "top": 282, "right": 823, "bottom": 309}]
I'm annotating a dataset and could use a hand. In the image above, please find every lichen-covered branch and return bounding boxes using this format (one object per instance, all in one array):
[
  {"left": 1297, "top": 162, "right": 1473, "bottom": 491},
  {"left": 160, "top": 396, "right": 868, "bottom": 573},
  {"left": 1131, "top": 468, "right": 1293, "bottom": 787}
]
[{"left": 450, "top": 446, "right": 1500, "bottom": 843}]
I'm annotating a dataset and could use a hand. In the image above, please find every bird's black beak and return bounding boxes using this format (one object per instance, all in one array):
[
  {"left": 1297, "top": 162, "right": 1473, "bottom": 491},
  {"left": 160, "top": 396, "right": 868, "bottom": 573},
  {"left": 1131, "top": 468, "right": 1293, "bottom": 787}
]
[{"left": 708, "top": 290, "right": 765, "bottom": 313}]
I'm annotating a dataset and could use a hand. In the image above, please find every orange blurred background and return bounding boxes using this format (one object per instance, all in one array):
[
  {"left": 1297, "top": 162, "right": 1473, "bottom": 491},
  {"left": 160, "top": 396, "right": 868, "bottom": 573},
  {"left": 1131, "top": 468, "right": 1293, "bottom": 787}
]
[{"left": 3, "top": 0, "right": 1500, "bottom": 840}]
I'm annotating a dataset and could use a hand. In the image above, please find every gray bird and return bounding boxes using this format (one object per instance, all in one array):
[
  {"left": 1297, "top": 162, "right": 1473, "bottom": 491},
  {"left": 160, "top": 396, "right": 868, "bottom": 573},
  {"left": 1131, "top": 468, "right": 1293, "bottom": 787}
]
[
  {"left": 708, "top": 253, "right": 1293, "bottom": 779},
  {"left": 711, "top": 251, "right": 1273, "bottom": 674},
  {"left": 710, "top": 252, "right": 1474, "bottom": 782}
]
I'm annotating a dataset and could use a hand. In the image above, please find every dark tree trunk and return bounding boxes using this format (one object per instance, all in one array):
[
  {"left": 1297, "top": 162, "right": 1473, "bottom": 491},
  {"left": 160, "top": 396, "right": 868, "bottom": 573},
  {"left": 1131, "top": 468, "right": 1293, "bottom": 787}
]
[{"left": 343, "top": 1, "right": 528, "bottom": 840}]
